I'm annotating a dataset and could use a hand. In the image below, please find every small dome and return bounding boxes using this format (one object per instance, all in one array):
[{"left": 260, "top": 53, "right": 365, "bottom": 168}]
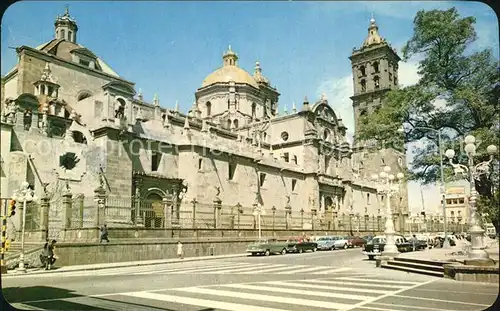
[
  {"left": 201, "top": 46, "right": 259, "bottom": 89},
  {"left": 202, "top": 66, "right": 259, "bottom": 88}
]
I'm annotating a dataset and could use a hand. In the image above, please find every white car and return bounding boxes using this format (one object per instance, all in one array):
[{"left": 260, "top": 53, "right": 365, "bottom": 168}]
[{"left": 333, "top": 236, "right": 351, "bottom": 249}]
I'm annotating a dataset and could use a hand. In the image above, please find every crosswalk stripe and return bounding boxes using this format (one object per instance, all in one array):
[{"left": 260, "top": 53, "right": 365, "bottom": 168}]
[
  {"left": 133, "top": 262, "right": 256, "bottom": 275},
  {"left": 337, "top": 277, "right": 420, "bottom": 285},
  {"left": 121, "top": 291, "right": 289, "bottom": 311},
  {"left": 264, "top": 281, "right": 390, "bottom": 294},
  {"left": 174, "top": 287, "right": 353, "bottom": 309},
  {"left": 206, "top": 264, "right": 289, "bottom": 274},
  {"left": 275, "top": 266, "right": 343, "bottom": 274},
  {"left": 314, "top": 268, "right": 359, "bottom": 275},
  {"left": 300, "top": 279, "right": 409, "bottom": 289},
  {"left": 168, "top": 263, "right": 269, "bottom": 274},
  {"left": 239, "top": 264, "right": 308, "bottom": 274},
  {"left": 218, "top": 283, "right": 373, "bottom": 301}
]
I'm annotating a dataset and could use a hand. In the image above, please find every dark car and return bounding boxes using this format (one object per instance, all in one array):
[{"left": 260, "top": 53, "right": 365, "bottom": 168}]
[
  {"left": 362, "top": 235, "right": 412, "bottom": 260},
  {"left": 285, "top": 237, "right": 318, "bottom": 253},
  {"left": 348, "top": 236, "right": 366, "bottom": 248}
]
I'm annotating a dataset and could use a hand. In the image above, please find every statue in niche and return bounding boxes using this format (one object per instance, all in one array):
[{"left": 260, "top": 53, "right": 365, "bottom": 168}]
[
  {"left": 114, "top": 100, "right": 125, "bottom": 119},
  {"left": 3, "top": 98, "right": 18, "bottom": 123}
]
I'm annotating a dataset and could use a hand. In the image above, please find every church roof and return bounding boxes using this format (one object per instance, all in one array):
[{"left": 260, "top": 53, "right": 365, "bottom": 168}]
[
  {"left": 362, "top": 15, "right": 386, "bottom": 48},
  {"left": 201, "top": 46, "right": 259, "bottom": 89},
  {"left": 36, "top": 39, "right": 120, "bottom": 77}
]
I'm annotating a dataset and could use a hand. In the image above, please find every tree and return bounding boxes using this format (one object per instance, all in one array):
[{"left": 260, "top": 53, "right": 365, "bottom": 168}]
[{"left": 357, "top": 8, "right": 500, "bottom": 232}]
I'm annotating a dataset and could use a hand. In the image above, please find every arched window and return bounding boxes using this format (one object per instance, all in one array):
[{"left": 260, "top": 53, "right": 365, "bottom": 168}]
[
  {"left": 360, "top": 79, "right": 366, "bottom": 92},
  {"left": 373, "top": 61, "right": 379, "bottom": 73},
  {"left": 72, "top": 131, "right": 87, "bottom": 144},
  {"left": 251, "top": 103, "right": 256, "bottom": 118},
  {"left": 374, "top": 76, "right": 380, "bottom": 89},
  {"left": 77, "top": 91, "right": 92, "bottom": 101},
  {"left": 359, "top": 65, "right": 366, "bottom": 76},
  {"left": 206, "top": 101, "right": 212, "bottom": 117},
  {"left": 227, "top": 99, "right": 230, "bottom": 110},
  {"left": 323, "top": 129, "right": 330, "bottom": 141},
  {"left": 61, "top": 29, "right": 66, "bottom": 40},
  {"left": 233, "top": 119, "right": 239, "bottom": 129},
  {"left": 68, "top": 31, "right": 73, "bottom": 42},
  {"left": 227, "top": 119, "right": 231, "bottom": 129}
]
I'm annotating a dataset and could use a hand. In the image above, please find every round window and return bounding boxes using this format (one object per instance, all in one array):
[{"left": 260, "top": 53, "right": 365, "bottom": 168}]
[{"left": 281, "top": 131, "right": 289, "bottom": 141}]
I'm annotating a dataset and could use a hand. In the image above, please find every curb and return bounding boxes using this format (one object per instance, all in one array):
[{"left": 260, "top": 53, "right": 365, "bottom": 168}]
[{"left": 4, "top": 253, "right": 249, "bottom": 276}]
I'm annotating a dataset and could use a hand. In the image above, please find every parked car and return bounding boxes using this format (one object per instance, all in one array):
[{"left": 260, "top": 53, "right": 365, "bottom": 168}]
[
  {"left": 362, "top": 235, "right": 412, "bottom": 260},
  {"left": 246, "top": 238, "right": 288, "bottom": 256},
  {"left": 285, "top": 237, "right": 318, "bottom": 253},
  {"left": 316, "top": 237, "right": 336, "bottom": 251},
  {"left": 333, "top": 236, "right": 351, "bottom": 249},
  {"left": 348, "top": 236, "right": 366, "bottom": 248}
]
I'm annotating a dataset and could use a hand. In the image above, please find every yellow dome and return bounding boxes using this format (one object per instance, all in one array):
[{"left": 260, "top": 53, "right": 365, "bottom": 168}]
[
  {"left": 201, "top": 45, "right": 259, "bottom": 89},
  {"left": 202, "top": 66, "right": 259, "bottom": 88}
]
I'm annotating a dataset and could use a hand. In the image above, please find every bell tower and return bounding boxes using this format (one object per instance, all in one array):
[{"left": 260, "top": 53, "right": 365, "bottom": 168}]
[{"left": 349, "top": 15, "right": 401, "bottom": 142}]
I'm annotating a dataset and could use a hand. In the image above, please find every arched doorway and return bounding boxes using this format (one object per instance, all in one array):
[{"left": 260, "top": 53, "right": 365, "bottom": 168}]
[{"left": 143, "top": 193, "right": 163, "bottom": 228}]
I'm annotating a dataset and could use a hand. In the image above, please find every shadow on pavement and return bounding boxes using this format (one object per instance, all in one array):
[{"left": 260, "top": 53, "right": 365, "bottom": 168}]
[{"left": 1, "top": 285, "right": 210, "bottom": 311}]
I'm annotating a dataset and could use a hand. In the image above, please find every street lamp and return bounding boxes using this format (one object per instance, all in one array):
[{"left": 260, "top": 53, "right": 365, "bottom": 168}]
[
  {"left": 253, "top": 204, "right": 265, "bottom": 240},
  {"left": 445, "top": 135, "right": 497, "bottom": 263},
  {"left": 11, "top": 181, "right": 36, "bottom": 273},
  {"left": 371, "top": 166, "right": 404, "bottom": 259},
  {"left": 398, "top": 125, "right": 450, "bottom": 247}
]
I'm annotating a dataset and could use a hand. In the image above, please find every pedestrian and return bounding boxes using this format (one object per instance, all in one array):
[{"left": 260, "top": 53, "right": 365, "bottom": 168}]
[
  {"left": 100, "top": 224, "right": 109, "bottom": 243},
  {"left": 42, "top": 239, "right": 57, "bottom": 270},
  {"left": 411, "top": 234, "right": 417, "bottom": 251},
  {"left": 177, "top": 241, "right": 183, "bottom": 259}
]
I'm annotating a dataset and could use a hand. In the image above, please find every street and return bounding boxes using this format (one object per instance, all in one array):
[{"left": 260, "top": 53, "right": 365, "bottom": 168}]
[{"left": 2, "top": 248, "right": 498, "bottom": 311}]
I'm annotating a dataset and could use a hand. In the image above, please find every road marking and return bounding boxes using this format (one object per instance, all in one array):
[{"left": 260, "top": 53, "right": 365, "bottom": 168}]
[
  {"left": 167, "top": 263, "right": 268, "bottom": 274},
  {"left": 239, "top": 264, "right": 308, "bottom": 274},
  {"left": 263, "top": 281, "right": 390, "bottom": 294},
  {"left": 314, "top": 268, "right": 364, "bottom": 275},
  {"left": 276, "top": 266, "right": 350, "bottom": 274},
  {"left": 120, "top": 291, "right": 289, "bottom": 311},
  {"left": 342, "top": 279, "right": 437, "bottom": 311},
  {"left": 370, "top": 301, "right": 464, "bottom": 311},
  {"left": 199, "top": 264, "right": 288, "bottom": 274},
  {"left": 10, "top": 303, "right": 46, "bottom": 310},
  {"left": 355, "top": 306, "right": 406, "bottom": 311},
  {"left": 412, "top": 288, "right": 499, "bottom": 295},
  {"left": 336, "top": 277, "right": 420, "bottom": 285},
  {"left": 218, "top": 283, "right": 373, "bottom": 301},
  {"left": 300, "top": 279, "right": 409, "bottom": 289},
  {"left": 174, "top": 287, "right": 353, "bottom": 309},
  {"left": 133, "top": 262, "right": 257, "bottom": 275},
  {"left": 392, "top": 294, "right": 492, "bottom": 307}
]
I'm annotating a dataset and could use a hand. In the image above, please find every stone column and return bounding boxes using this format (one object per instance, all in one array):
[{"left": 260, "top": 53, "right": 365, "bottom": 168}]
[
  {"left": 134, "top": 180, "right": 144, "bottom": 227},
  {"left": 213, "top": 197, "right": 222, "bottom": 228},
  {"left": 311, "top": 208, "right": 317, "bottom": 231},
  {"left": 191, "top": 198, "right": 197, "bottom": 229},
  {"left": 62, "top": 191, "right": 73, "bottom": 229},
  {"left": 163, "top": 197, "right": 171, "bottom": 229},
  {"left": 30, "top": 110, "right": 39, "bottom": 131},
  {"left": 39, "top": 194, "right": 50, "bottom": 241},
  {"left": 94, "top": 186, "right": 106, "bottom": 227}
]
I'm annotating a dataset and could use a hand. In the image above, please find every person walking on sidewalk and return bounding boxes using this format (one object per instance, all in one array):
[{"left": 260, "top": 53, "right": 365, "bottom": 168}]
[
  {"left": 100, "top": 224, "right": 109, "bottom": 243},
  {"left": 177, "top": 241, "right": 184, "bottom": 259},
  {"left": 42, "top": 239, "right": 57, "bottom": 270},
  {"left": 411, "top": 234, "right": 418, "bottom": 251}
]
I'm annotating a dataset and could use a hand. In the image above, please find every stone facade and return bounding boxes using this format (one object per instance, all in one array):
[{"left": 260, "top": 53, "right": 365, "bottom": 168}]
[{"left": 0, "top": 10, "right": 408, "bottom": 235}]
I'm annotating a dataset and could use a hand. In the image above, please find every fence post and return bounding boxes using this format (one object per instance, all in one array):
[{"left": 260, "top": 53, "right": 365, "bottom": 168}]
[
  {"left": 311, "top": 209, "right": 317, "bottom": 231},
  {"left": 300, "top": 209, "right": 304, "bottom": 229},
  {"left": 285, "top": 203, "right": 291, "bottom": 230},
  {"left": 213, "top": 197, "right": 222, "bottom": 228},
  {"left": 236, "top": 203, "right": 242, "bottom": 229},
  {"left": 162, "top": 197, "right": 171, "bottom": 229},
  {"left": 94, "top": 186, "right": 106, "bottom": 228},
  {"left": 39, "top": 194, "right": 50, "bottom": 241},
  {"left": 62, "top": 190, "right": 73, "bottom": 229},
  {"left": 271, "top": 206, "right": 276, "bottom": 232}
]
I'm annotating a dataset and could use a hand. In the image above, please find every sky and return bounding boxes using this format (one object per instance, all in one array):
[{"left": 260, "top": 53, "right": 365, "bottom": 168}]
[{"left": 1, "top": 1, "right": 498, "bottom": 214}]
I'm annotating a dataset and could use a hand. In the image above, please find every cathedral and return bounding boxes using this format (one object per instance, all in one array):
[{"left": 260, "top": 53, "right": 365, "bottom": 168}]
[{"left": 0, "top": 9, "right": 408, "bottom": 234}]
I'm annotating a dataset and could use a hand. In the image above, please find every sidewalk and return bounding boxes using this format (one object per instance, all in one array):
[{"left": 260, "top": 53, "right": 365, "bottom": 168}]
[
  {"left": 3, "top": 253, "right": 248, "bottom": 276},
  {"left": 399, "top": 238, "right": 499, "bottom": 263}
]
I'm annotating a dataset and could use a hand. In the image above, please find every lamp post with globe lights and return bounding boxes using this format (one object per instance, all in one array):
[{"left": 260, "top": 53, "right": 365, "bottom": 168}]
[
  {"left": 371, "top": 166, "right": 405, "bottom": 259},
  {"left": 445, "top": 135, "right": 497, "bottom": 263},
  {"left": 11, "top": 181, "right": 37, "bottom": 273},
  {"left": 253, "top": 204, "right": 265, "bottom": 240},
  {"left": 398, "top": 125, "right": 450, "bottom": 247}
]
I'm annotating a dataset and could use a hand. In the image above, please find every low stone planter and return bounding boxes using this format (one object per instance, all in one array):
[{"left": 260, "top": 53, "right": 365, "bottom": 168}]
[{"left": 443, "top": 263, "right": 500, "bottom": 283}]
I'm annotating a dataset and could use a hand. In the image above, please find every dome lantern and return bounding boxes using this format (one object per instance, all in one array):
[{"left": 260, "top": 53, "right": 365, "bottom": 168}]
[{"left": 54, "top": 5, "right": 78, "bottom": 43}]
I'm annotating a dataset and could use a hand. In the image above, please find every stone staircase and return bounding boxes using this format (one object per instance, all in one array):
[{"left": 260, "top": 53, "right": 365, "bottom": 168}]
[
  {"left": 4, "top": 241, "right": 46, "bottom": 270},
  {"left": 380, "top": 257, "right": 448, "bottom": 277}
]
